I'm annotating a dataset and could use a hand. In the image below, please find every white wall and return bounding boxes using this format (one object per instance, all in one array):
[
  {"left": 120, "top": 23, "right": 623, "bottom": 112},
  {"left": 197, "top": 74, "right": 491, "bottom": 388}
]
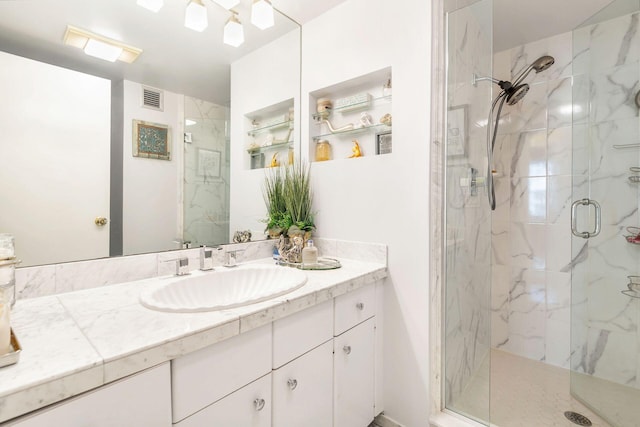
[
  {"left": 0, "top": 51, "right": 111, "bottom": 266},
  {"left": 301, "top": 1, "right": 431, "bottom": 425},
  {"left": 229, "top": 29, "right": 301, "bottom": 237},
  {"left": 122, "top": 80, "right": 182, "bottom": 255}
]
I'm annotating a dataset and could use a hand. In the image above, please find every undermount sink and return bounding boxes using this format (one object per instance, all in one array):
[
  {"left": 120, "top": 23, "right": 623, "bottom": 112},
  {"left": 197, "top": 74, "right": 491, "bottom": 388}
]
[{"left": 140, "top": 264, "right": 308, "bottom": 313}]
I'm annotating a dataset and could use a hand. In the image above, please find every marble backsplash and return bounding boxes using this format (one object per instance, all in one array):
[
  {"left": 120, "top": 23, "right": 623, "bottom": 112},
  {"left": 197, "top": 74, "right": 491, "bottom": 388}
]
[{"left": 14, "top": 238, "right": 387, "bottom": 301}]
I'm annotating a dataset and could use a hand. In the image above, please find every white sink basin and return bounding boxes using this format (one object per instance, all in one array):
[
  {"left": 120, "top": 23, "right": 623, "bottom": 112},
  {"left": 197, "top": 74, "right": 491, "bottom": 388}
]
[{"left": 140, "top": 265, "right": 307, "bottom": 313}]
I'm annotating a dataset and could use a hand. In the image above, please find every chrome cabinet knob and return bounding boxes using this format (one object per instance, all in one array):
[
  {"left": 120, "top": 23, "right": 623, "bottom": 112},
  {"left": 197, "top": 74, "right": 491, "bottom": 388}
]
[
  {"left": 356, "top": 302, "right": 364, "bottom": 310},
  {"left": 287, "top": 378, "right": 298, "bottom": 390},
  {"left": 343, "top": 345, "right": 351, "bottom": 354},
  {"left": 254, "top": 398, "right": 266, "bottom": 411}
]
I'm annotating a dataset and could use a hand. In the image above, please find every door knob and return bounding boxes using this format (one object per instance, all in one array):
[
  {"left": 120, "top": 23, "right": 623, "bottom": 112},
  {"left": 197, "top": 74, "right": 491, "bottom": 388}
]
[
  {"left": 343, "top": 345, "right": 351, "bottom": 354},
  {"left": 287, "top": 378, "right": 298, "bottom": 390},
  {"left": 253, "top": 398, "right": 265, "bottom": 411},
  {"left": 94, "top": 217, "right": 108, "bottom": 226}
]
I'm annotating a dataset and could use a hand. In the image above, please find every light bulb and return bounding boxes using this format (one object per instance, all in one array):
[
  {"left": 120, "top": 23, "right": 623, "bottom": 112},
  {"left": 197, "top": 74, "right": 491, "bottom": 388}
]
[
  {"left": 185, "top": 0, "right": 208, "bottom": 32},
  {"left": 251, "top": 0, "right": 274, "bottom": 30},
  {"left": 224, "top": 14, "right": 244, "bottom": 47},
  {"left": 137, "top": 0, "right": 163, "bottom": 13}
]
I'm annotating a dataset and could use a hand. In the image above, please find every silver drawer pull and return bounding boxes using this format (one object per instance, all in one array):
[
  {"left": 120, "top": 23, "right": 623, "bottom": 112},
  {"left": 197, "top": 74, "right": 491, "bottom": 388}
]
[
  {"left": 287, "top": 378, "right": 298, "bottom": 390},
  {"left": 343, "top": 345, "right": 351, "bottom": 355},
  {"left": 355, "top": 302, "right": 364, "bottom": 310},
  {"left": 254, "top": 398, "right": 265, "bottom": 411}
]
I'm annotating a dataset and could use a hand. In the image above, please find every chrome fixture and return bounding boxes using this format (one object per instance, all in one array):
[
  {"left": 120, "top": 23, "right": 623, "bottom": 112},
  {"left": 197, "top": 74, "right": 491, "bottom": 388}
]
[
  {"left": 167, "top": 257, "right": 190, "bottom": 276},
  {"left": 223, "top": 248, "right": 245, "bottom": 267},
  {"left": 199, "top": 245, "right": 216, "bottom": 271},
  {"left": 570, "top": 198, "right": 601, "bottom": 239},
  {"left": 473, "top": 55, "right": 555, "bottom": 210}
]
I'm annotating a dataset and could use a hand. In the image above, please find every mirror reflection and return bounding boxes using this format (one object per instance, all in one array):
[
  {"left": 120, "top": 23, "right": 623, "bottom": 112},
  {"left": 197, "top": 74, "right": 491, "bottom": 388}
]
[{"left": 0, "top": 0, "right": 300, "bottom": 267}]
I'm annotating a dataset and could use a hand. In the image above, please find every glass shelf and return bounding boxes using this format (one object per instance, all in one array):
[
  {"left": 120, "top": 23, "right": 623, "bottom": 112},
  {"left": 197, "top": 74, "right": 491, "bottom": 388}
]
[
  {"left": 247, "top": 120, "right": 293, "bottom": 136},
  {"left": 311, "top": 94, "right": 392, "bottom": 121},
  {"left": 247, "top": 140, "right": 293, "bottom": 155},
  {"left": 312, "top": 124, "right": 391, "bottom": 141}
]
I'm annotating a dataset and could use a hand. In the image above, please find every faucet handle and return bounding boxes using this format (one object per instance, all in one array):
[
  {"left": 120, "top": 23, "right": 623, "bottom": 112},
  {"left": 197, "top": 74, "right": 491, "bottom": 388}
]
[
  {"left": 199, "top": 245, "right": 217, "bottom": 271},
  {"left": 224, "top": 248, "right": 245, "bottom": 268},
  {"left": 161, "top": 257, "right": 190, "bottom": 276}
]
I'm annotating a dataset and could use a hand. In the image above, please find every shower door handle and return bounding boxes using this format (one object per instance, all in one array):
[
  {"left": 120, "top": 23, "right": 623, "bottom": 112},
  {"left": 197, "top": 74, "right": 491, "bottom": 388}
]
[{"left": 571, "top": 198, "right": 601, "bottom": 239}]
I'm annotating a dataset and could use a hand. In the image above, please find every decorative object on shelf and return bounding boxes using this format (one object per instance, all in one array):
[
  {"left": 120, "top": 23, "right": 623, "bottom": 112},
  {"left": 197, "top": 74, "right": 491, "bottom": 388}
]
[
  {"left": 132, "top": 119, "right": 171, "bottom": 160},
  {"left": 383, "top": 78, "right": 392, "bottom": 97},
  {"left": 262, "top": 162, "right": 315, "bottom": 240},
  {"left": 315, "top": 139, "right": 332, "bottom": 162},
  {"left": 197, "top": 149, "right": 221, "bottom": 178},
  {"left": 269, "top": 153, "right": 280, "bottom": 168},
  {"left": 376, "top": 130, "right": 393, "bottom": 155},
  {"left": 360, "top": 112, "right": 374, "bottom": 127},
  {"left": 288, "top": 148, "right": 294, "bottom": 165},
  {"left": 379, "top": 113, "right": 392, "bottom": 127},
  {"left": 233, "top": 230, "right": 252, "bottom": 243},
  {"left": 251, "top": 152, "right": 265, "bottom": 169},
  {"left": 349, "top": 140, "right": 363, "bottom": 158},
  {"left": 335, "top": 92, "right": 372, "bottom": 112},
  {"left": 321, "top": 118, "right": 354, "bottom": 133},
  {"left": 316, "top": 98, "right": 332, "bottom": 119},
  {"left": 277, "top": 232, "right": 304, "bottom": 263},
  {"left": 624, "top": 226, "right": 640, "bottom": 244}
]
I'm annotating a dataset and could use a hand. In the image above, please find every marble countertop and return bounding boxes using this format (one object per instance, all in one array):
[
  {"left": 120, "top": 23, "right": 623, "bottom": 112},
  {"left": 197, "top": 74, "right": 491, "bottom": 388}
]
[{"left": 0, "top": 258, "right": 387, "bottom": 423}]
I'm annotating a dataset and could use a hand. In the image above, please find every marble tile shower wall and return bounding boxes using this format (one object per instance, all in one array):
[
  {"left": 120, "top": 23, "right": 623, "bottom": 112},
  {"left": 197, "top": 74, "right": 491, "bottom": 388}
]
[
  {"left": 492, "top": 10, "right": 640, "bottom": 389},
  {"left": 183, "top": 97, "right": 230, "bottom": 247},
  {"left": 571, "top": 12, "right": 640, "bottom": 390},
  {"left": 444, "top": 2, "right": 492, "bottom": 410},
  {"left": 490, "top": 30, "right": 575, "bottom": 369}
]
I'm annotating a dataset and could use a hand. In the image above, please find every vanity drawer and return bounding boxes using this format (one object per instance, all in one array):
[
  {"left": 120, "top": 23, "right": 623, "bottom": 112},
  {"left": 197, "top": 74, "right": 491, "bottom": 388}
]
[
  {"left": 171, "top": 324, "right": 272, "bottom": 423},
  {"left": 273, "top": 300, "right": 333, "bottom": 368},
  {"left": 334, "top": 284, "right": 375, "bottom": 336}
]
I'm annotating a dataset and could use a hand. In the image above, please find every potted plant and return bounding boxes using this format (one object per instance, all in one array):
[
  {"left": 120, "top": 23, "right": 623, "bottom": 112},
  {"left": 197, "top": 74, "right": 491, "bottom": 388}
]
[{"left": 263, "top": 162, "right": 315, "bottom": 262}]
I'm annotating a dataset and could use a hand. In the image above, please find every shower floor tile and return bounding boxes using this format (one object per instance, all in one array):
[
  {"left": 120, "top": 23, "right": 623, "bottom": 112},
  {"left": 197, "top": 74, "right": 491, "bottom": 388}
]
[{"left": 455, "top": 349, "right": 639, "bottom": 426}]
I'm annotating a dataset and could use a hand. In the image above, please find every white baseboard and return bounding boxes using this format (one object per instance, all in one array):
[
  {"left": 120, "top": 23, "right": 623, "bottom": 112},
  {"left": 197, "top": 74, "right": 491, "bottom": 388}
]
[{"left": 375, "top": 413, "right": 404, "bottom": 427}]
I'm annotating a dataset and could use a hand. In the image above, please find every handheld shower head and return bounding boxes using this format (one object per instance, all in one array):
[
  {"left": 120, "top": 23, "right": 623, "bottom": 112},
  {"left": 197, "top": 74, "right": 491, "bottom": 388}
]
[
  {"left": 513, "top": 55, "right": 555, "bottom": 86},
  {"left": 506, "top": 84, "right": 530, "bottom": 105}
]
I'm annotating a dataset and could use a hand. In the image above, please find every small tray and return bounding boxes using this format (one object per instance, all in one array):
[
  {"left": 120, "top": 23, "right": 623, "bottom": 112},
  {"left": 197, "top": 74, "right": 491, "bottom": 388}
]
[
  {"left": 276, "top": 257, "right": 342, "bottom": 270},
  {"left": 0, "top": 329, "right": 22, "bottom": 368}
]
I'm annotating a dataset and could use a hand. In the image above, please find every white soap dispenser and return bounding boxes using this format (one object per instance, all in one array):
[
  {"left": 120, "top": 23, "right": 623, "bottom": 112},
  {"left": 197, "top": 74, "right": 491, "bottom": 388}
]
[{"left": 301, "top": 239, "right": 318, "bottom": 265}]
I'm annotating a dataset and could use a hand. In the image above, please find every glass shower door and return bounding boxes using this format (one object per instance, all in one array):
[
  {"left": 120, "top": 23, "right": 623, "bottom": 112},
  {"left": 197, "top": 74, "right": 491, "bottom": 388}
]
[
  {"left": 571, "top": 1, "right": 640, "bottom": 425},
  {"left": 443, "top": 0, "right": 492, "bottom": 424}
]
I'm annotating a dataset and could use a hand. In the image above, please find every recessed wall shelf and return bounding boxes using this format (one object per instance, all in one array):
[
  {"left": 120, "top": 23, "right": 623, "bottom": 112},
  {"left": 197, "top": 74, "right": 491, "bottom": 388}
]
[
  {"left": 245, "top": 98, "right": 294, "bottom": 170},
  {"left": 308, "top": 67, "right": 393, "bottom": 163}
]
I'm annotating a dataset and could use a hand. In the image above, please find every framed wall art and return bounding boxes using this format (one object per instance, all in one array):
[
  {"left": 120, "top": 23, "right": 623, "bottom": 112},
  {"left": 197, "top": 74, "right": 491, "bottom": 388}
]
[
  {"left": 197, "top": 148, "right": 221, "bottom": 178},
  {"left": 132, "top": 120, "right": 171, "bottom": 160},
  {"left": 447, "top": 105, "right": 468, "bottom": 157}
]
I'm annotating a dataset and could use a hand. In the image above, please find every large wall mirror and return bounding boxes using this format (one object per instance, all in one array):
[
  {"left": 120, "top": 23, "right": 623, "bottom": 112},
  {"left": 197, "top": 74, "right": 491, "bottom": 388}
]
[{"left": 0, "top": 0, "right": 301, "bottom": 267}]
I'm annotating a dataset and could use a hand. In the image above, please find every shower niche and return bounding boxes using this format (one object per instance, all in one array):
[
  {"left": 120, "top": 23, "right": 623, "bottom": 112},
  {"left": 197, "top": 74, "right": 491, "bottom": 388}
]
[{"left": 308, "top": 67, "right": 392, "bottom": 163}]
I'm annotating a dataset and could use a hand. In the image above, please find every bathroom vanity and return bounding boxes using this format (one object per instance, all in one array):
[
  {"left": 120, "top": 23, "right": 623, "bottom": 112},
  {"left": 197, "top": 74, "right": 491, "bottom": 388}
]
[{"left": 0, "top": 257, "right": 386, "bottom": 426}]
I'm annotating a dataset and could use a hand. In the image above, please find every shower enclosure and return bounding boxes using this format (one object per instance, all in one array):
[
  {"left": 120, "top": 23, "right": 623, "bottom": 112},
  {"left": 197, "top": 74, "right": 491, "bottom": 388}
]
[{"left": 441, "top": 0, "right": 640, "bottom": 425}]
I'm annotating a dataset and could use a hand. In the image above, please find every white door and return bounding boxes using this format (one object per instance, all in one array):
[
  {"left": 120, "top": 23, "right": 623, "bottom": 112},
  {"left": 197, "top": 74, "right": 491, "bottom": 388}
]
[
  {"left": 0, "top": 51, "right": 111, "bottom": 266},
  {"left": 272, "top": 340, "right": 333, "bottom": 427},
  {"left": 334, "top": 318, "right": 375, "bottom": 427}
]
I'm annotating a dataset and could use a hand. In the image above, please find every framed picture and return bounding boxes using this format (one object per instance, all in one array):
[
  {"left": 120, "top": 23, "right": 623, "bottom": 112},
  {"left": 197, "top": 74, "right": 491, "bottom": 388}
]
[
  {"left": 447, "top": 105, "right": 468, "bottom": 157},
  {"left": 132, "top": 120, "right": 171, "bottom": 160},
  {"left": 375, "top": 131, "right": 393, "bottom": 155},
  {"left": 197, "top": 148, "right": 221, "bottom": 178}
]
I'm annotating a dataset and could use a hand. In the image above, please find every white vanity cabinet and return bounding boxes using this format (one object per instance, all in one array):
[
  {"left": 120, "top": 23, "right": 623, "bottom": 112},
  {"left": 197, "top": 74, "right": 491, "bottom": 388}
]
[
  {"left": 5, "top": 363, "right": 171, "bottom": 427},
  {"left": 333, "top": 285, "right": 377, "bottom": 427},
  {"left": 171, "top": 324, "right": 272, "bottom": 425}
]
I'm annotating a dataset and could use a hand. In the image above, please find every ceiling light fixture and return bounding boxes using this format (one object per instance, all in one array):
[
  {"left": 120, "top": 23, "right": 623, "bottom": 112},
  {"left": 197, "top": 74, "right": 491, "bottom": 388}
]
[
  {"left": 213, "top": 0, "right": 240, "bottom": 10},
  {"left": 223, "top": 12, "right": 244, "bottom": 47},
  {"left": 251, "top": 0, "right": 274, "bottom": 30},
  {"left": 185, "top": 0, "right": 208, "bottom": 32},
  {"left": 63, "top": 25, "right": 142, "bottom": 63},
  {"left": 136, "top": 0, "right": 163, "bottom": 13}
]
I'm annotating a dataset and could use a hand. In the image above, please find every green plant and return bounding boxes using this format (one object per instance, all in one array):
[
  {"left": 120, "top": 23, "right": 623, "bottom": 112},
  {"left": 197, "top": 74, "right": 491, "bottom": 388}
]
[
  {"left": 283, "top": 162, "right": 315, "bottom": 232},
  {"left": 262, "top": 162, "right": 315, "bottom": 236}
]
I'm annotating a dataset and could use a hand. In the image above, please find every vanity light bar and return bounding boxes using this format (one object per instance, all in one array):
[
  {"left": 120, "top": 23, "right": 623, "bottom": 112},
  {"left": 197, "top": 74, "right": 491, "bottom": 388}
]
[{"left": 63, "top": 25, "right": 143, "bottom": 64}]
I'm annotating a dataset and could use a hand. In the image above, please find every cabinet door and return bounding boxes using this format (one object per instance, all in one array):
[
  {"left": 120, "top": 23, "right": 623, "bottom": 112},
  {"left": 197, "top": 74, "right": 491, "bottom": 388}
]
[
  {"left": 334, "top": 318, "right": 375, "bottom": 427},
  {"left": 7, "top": 363, "right": 171, "bottom": 427},
  {"left": 176, "top": 374, "right": 271, "bottom": 427},
  {"left": 272, "top": 340, "right": 333, "bottom": 427}
]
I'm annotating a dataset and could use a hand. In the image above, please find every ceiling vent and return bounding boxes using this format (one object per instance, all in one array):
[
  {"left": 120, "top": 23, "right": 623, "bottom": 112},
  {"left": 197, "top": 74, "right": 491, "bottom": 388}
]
[{"left": 142, "top": 86, "right": 163, "bottom": 111}]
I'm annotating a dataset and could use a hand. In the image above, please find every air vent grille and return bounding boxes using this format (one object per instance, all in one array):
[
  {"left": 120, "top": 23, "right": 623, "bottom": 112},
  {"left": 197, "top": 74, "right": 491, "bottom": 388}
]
[{"left": 142, "top": 86, "right": 163, "bottom": 111}]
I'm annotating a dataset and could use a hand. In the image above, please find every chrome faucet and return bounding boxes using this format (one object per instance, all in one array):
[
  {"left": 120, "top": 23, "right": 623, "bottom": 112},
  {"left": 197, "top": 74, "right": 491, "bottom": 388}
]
[
  {"left": 174, "top": 257, "right": 190, "bottom": 276},
  {"left": 199, "top": 245, "right": 215, "bottom": 271},
  {"left": 224, "top": 249, "right": 244, "bottom": 268}
]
